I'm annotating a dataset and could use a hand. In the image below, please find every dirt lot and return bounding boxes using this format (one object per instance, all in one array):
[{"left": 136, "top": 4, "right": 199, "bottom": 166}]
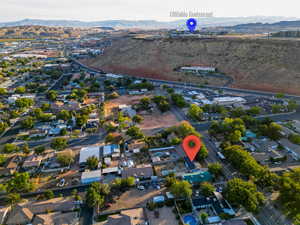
[
  {"left": 104, "top": 94, "right": 151, "bottom": 117},
  {"left": 146, "top": 206, "right": 178, "bottom": 225},
  {"left": 104, "top": 187, "right": 166, "bottom": 212},
  {"left": 104, "top": 94, "right": 181, "bottom": 134},
  {"left": 139, "top": 111, "right": 180, "bottom": 135}
]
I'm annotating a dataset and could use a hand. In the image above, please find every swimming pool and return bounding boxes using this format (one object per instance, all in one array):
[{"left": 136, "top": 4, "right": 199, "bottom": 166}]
[{"left": 183, "top": 215, "right": 198, "bottom": 225}]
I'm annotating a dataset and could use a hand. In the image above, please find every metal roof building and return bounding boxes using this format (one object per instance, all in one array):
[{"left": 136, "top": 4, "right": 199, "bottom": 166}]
[{"left": 79, "top": 146, "right": 100, "bottom": 164}]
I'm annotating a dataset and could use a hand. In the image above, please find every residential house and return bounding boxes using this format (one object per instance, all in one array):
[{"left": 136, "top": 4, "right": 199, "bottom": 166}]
[
  {"left": 192, "top": 192, "right": 235, "bottom": 221},
  {"left": 122, "top": 164, "right": 153, "bottom": 179},
  {"left": 252, "top": 139, "right": 278, "bottom": 152},
  {"left": 127, "top": 141, "right": 146, "bottom": 153},
  {"left": 119, "top": 105, "right": 136, "bottom": 118},
  {"left": 6, "top": 197, "right": 77, "bottom": 225},
  {"left": 279, "top": 138, "right": 300, "bottom": 160},
  {"left": 103, "top": 208, "right": 145, "bottom": 225},
  {"left": 0, "top": 155, "right": 22, "bottom": 176}
]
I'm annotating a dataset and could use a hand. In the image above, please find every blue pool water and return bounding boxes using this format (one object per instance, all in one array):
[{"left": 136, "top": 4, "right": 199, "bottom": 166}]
[{"left": 183, "top": 215, "right": 198, "bottom": 225}]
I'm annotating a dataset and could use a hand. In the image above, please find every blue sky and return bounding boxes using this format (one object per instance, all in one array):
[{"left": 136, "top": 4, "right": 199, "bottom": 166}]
[{"left": 1, "top": 0, "right": 299, "bottom": 22}]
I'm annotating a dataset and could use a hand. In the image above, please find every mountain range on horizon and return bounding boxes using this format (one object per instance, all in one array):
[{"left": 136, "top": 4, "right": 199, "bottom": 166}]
[{"left": 0, "top": 16, "right": 299, "bottom": 29}]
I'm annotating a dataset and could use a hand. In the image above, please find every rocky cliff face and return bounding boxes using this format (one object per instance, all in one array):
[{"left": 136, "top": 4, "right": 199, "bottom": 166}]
[{"left": 85, "top": 37, "right": 300, "bottom": 94}]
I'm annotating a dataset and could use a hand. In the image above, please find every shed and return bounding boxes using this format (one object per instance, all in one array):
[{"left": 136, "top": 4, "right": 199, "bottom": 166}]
[{"left": 81, "top": 170, "right": 102, "bottom": 184}]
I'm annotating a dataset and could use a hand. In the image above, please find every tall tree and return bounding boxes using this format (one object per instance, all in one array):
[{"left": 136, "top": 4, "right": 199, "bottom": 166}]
[{"left": 225, "top": 178, "right": 265, "bottom": 213}]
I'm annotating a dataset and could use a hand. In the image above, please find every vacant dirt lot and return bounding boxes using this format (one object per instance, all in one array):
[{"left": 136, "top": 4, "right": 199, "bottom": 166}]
[
  {"left": 146, "top": 206, "right": 178, "bottom": 225},
  {"left": 104, "top": 94, "right": 151, "bottom": 117},
  {"left": 104, "top": 188, "right": 166, "bottom": 212},
  {"left": 139, "top": 111, "right": 180, "bottom": 135},
  {"left": 104, "top": 94, "right": 180, "bottom": 134}
]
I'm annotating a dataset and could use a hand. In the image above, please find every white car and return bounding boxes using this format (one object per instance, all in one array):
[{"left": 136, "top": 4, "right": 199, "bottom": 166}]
[{"left": 137, "top": 185, "right": 145, "bottom": 190}]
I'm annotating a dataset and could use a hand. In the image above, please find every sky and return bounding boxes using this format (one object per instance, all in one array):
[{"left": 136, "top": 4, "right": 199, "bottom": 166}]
[{"left": 1, "top": 0, "right": 300, "bottom": 22}]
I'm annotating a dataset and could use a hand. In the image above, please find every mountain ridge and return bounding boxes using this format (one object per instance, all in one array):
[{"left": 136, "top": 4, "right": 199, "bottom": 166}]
[{"left": 0, "top": 17, "right": 299, "bottom": 28}]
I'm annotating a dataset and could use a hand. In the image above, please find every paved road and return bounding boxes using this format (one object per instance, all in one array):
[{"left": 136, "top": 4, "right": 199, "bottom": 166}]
[{"left": 27, "top": 133, "right": 106, "bottom": 148}]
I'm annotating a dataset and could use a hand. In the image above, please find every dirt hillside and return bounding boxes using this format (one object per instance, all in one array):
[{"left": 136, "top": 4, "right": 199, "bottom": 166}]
[{"left": 83, "top": 37, "right": 300, "bottom": 95}]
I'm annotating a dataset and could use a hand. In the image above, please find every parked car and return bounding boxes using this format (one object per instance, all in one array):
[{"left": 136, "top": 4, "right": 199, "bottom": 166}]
[
  {"left": 57, "top": 178, "right": 65, "bottom": 187},
  {"left": 137, "top": 185, "right": 145, "bottom": 190}
]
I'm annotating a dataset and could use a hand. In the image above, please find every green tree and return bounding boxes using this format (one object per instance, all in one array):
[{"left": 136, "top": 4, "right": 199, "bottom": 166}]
[
  {"left": 34, "top": 146, "right": 45, "bottom": 155},
  {"left": 289, "top": 134, "right": 300, "bottom": 145},
  {"left": 41, "top": 103, "right": 51, "bottom": 111},
  {"left": 132, "top": 115, "right": 143, "bottom": 124},
  {"left": 152, "top": 96, "right": 170, "bottom": 112},
  {"left": 15, "top": 86, "right": 26, "bottom": 94},
  {"left": 225, "top": 178, "right": 265, "bottom": 212},
  {"left": 0, "top": 88, "right": 8, "bottom": 95},
  {"left": 50, "top": 137, "right": 68, "bottom": 151},
  {"left": 3, "top": 143, "right": 19, "bottom": 153},
  {"left": 287, "top": 100, "right": 298, "bottom": 112},
  {"left": 76, "top": 114, "right": 88, "bottom": 127},
  {"left": 228, "top": 130, "right": 242, "bottom": 143},
  {"left": 271, "top": 104, "right": 284, "bottom": 114},
  {"left": 170, "top": 180, "right": 192, "bottom": 199},
  {"left": 57, "top": 150, "right": 74, "bottom": 166},
  {"left": 21, "top": 116, "right": 35, "bottom": 129},
  {"left": 200, "top": 182, "right": 215, "bottom": 197},
  {"left": 46, "top": 90, "right": 58, "bottom": 101},
  {"left": 247, "top": 106, "right": 262, "bottom": 115},
  {"left": 15, "top": 98, "right": 34, "bottom": 108},
  {"left": 200, "top": 212, "right": 208, "bottom": 222},
  {"left": 57, "top": 110, "right": 71, "bottom": 121},
  {"left": 44, "top": 190, "right": 54, "bottom": 199},
  {"left": 275, "top": 93, "right": 285, "bottom": 98},
  {"left": 126, "top": 126, "right": 144, "bottom": 139},
  {"left": 171, "top": 121, "right": 200, "bottom": 138},
  {"left": 259, "top": 122, "right": 282, "bottom": 141},
  {"left": 196, "top": 145, "right": 208, "bottom": 161},
  {"left": 22, "top": 143, "right": 30, "bottom": 155},
  {"left": 0, "top": 154, "right": 6, "bottom": 166},
  {"left": 188, "top": 104, "right": 203, "bottom": 121},
  {"left": 124, "top": 177, "right": 135, "bottom": 187},
  {"left": 85, "top": 185, "right": 104, "bottom": 211},
  {"left": 279, "top": 168, "right": 300, "bottom": 220},
  {"left": 86, "top": 156, "right": 99, "bottom": 170},
  {"left": 7, "top": 193, "right": 21, "bottom": 206},
  {"left": 139, "top": 97, "right": 151, "bottom": 110},
  {"left": 208, "top": 163, "right": 223, "bottom": 178},
  {"left": 165, "top": 175, "right": 177, "bottom": 188},
  {"left": 171, "top": 94, "right": 186, "bottom": 108},
  {"left": 91, "top": 182, "right": 110, "bottom": 196},
  {"left": 105, "top": 133, "right": 123, "bottom": 144},
  {"left": 60, "top": 128, "right": 67, "bottom": 136},
  {"left": 0, "top": 121, "right": 8, "bottom": 134},
  {"left": 7, "top": 172, "right": 34, "bottom": 193}
]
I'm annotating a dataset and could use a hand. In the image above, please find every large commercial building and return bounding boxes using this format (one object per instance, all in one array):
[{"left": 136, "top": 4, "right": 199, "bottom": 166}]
[{"left": 213, "top": 97, "right": 246, "bottom": 106}]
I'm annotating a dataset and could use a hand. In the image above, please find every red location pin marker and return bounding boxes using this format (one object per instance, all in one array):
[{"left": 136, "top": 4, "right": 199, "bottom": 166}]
[{"left": 182, "top": 135, "right": 202, "bottom": 161}]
